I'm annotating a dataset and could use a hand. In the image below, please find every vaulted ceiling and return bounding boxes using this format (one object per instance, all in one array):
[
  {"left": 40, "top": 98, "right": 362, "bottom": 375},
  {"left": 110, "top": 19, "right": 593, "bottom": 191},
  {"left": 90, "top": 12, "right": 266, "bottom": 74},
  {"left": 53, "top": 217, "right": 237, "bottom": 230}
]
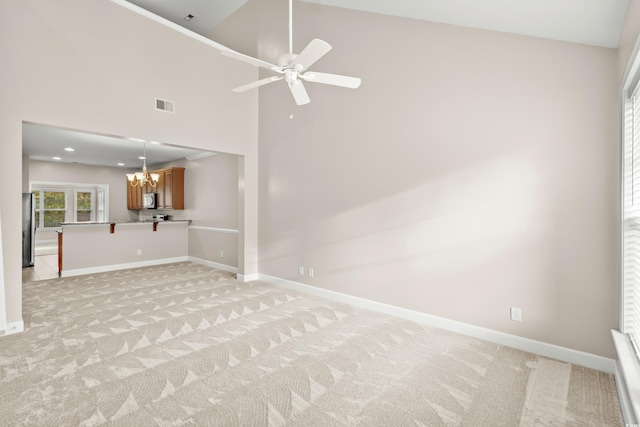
[
  {"left": 128, "top": 0, "right": 628, "bottom": 48},
  {"left": 24, "top": 0, "right": 630, "bottom": 168}
]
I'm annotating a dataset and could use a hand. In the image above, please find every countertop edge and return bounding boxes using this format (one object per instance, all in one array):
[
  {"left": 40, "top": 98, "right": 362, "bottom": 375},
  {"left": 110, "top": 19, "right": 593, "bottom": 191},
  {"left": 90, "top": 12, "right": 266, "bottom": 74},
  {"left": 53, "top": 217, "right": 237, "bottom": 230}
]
[{"left": 61, "top": 220, "right": 191, "bottom": 227}]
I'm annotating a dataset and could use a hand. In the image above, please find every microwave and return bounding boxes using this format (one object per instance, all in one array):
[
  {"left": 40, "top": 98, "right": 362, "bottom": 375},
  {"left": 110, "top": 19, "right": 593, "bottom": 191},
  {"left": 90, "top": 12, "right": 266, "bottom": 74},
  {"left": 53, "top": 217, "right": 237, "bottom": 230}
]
[{"left": 142, "top": 192, "right": 157, "bottom": 209}]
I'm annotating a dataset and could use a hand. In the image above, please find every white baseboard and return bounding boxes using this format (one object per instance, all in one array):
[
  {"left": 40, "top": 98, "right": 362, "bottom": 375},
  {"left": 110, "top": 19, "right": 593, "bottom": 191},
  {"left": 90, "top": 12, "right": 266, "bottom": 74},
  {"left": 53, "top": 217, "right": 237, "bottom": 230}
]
[
  {"left": 61, "top": 257, "right": 189, "bottom": 278},
  {"left": 35, "top": 239, "right": 57, "bottom": 246},
  {"left": 238, "top": 273, "right": 259, "bottom": 282},
  {"left": 188, "top": 256, "right": 238, "bottom": 274},
  {"left": 258, "top": 274, "right": 616, "bottom": 374},
  {"left": 0, "top": 319, "right": 24, "bottom": 336}
]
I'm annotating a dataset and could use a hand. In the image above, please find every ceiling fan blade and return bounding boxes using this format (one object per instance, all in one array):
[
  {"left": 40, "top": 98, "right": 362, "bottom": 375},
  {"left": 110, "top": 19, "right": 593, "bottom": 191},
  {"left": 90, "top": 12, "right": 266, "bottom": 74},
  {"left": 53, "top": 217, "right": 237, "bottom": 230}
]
[
  {"left": 221, "top": 50, "right": 283, "bottom": 73},
  {"left": 300, "top": 71, "right": 361, "bottom": 89},
  {"left": 292, "top": 39, "right": 332, "bottom": 71},
  {"left": 289, "top": 81, "right": 311, "bottom": 105},
  {"left": 232, "top": 76, "right": 283, "bottom": 93}
]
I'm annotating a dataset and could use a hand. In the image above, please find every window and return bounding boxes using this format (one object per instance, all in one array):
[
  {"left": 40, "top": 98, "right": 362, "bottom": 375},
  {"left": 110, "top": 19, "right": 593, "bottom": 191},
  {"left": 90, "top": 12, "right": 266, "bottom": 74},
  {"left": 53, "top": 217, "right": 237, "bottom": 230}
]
[
  {"left": 31, "top": 183, "right": 109, "bottom": 228},
  {"left": 34, "top": 190, "right": 67, "bottom": 228},
  {"left": 75, "top": 190, "right": 94, "bottom": 222},
  {"left": 619, "top": 39, "right": 640, "bottom": 423},
  {"left": 624, "top": 92, "right": 639, "bottom": 346},
  {"left": 622, "top": 47, "right": 640, "bottom": 353}
]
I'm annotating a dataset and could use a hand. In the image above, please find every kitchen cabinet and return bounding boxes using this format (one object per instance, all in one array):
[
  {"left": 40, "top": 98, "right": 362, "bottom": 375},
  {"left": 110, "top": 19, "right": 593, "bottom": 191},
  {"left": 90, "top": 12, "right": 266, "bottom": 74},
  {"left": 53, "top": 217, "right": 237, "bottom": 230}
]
[
  {"left": 126, "top": 167, "right": 184, "bottom": 210},
  {"left": 126, "top": 179, "right": 145, "bottom": 210},
  {"left": 155, "top": 167, "right": 185, "bottom": 209}
]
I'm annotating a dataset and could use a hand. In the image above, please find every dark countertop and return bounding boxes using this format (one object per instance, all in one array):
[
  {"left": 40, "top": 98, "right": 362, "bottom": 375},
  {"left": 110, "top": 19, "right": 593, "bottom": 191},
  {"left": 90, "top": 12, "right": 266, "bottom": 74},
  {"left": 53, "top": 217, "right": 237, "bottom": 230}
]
[{"left": 60, "top": 220, "right": 190, "bottom": 226}]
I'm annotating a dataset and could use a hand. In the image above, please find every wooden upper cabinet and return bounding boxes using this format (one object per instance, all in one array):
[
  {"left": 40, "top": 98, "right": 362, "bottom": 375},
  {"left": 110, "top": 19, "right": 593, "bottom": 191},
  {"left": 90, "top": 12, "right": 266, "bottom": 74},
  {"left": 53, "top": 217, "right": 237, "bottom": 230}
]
[
  {"left": 152, "top": 167, "right": 185, "bottom": 210},
  {"left": 126, "top": 167, "right": 184, "bottom": 210},
  {"left": 126, "top": 178, "right": 143, "bottom": 210}
]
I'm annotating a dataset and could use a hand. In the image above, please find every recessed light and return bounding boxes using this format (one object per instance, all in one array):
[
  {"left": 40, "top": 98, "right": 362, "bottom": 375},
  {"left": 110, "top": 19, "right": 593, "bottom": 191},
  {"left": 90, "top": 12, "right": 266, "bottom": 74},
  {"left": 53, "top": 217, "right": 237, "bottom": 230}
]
[
  {"left": 52, "top": 156, "right": 61, "bottom": 160},
  {"left": 128, "top": 137, "right": 145, "bottom": 142},
  {"left": 64, "top": 147, "right": 74, "bottom": 152},
  {"left": 138, "top": 156, "right": 145, "bottom": 160},
  {"left": 117, "top": 162, "right": 125, "bottom": 166}
]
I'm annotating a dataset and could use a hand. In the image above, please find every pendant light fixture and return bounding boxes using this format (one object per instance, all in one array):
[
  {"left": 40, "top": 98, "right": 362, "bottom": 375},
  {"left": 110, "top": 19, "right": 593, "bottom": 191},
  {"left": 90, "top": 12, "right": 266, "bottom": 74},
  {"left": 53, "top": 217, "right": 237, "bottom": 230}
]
[{"left": 126, "top": 142, "right": 159, "bottom": 188}]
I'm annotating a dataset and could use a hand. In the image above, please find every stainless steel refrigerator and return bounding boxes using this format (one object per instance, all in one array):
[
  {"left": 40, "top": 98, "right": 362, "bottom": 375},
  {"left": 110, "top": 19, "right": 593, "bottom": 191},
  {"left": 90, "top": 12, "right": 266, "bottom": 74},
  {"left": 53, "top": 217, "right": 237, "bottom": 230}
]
[{"left": 22, "top": 193, "right": 35, "bottom": 267}]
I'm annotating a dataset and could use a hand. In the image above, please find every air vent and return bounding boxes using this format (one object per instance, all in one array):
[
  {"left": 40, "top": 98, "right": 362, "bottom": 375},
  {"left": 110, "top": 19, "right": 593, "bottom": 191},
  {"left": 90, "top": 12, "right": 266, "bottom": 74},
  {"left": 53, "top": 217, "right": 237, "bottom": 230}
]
[{"left": 155, "top": 98, "right": 175, "bottom": 113}]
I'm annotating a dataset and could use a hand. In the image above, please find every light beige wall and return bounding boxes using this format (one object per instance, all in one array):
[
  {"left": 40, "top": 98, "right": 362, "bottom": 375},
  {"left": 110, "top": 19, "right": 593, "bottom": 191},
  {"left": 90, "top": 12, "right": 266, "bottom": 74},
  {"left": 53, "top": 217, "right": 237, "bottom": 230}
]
[
  {"left": 221, "top": 2, "right": 619, "bottom": 357},
  {"left": 147, "top": 153, "right": 240, "bottom": 268},
  {"left": 0, "top": 0, "right": 259, "bottom": 330},
  {"left": 189, "top": 229, "right": 239, "bottom": 267},
  {"left": 147, "top": 153, "right": 239, "bottom": 228},
  {"left": 61, "top": 222, "right": 188, "bottom": 272},
  {"left": 29, "top": 159, "right": 135, "bottom": 224}
]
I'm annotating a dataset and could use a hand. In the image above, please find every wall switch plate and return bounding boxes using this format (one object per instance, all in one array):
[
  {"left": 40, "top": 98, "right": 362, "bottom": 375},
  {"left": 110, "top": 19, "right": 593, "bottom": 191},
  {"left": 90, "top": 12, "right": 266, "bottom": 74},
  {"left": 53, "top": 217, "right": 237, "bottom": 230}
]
[
  {"left": 137, "top": 249, "right": 142, "bottom": 255},
  {"left": 308, "top": 268, "right": 314, "bottom": 278},
  {"left": 220, "top": 250, "right": 224, "bottom": 258},
  {"left": 510, "top": 307, "right": 522, "bottom": 322},
  {"left": 298, "top": 266, "right": 305, "bottom": 276}
]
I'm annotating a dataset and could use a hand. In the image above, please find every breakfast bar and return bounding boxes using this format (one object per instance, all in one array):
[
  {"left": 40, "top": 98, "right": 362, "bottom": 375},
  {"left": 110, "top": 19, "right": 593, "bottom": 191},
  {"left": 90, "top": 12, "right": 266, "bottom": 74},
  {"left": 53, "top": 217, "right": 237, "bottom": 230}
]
[{"left": 58, "top": 220, "right": 189, "bottom": 277}]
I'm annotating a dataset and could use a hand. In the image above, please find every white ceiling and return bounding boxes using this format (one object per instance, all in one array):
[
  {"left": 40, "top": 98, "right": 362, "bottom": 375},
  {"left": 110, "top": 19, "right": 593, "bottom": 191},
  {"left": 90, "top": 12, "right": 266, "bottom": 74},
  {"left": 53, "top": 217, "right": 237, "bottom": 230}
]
[
  {"left": 128, "top": 0, "right": 628, "bottom": 48},
  {"left": 127, "top": 0, "right": 248, "bottom": 35},
  {"left": 23, "top": 123, "right": 216, "bottom": 169}
]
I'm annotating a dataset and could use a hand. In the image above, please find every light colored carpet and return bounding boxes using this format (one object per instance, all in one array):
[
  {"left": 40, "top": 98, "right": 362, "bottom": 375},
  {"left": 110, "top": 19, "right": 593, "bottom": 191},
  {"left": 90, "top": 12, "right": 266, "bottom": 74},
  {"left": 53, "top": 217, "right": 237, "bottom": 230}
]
[{"left": 1, "top": 262, "right": 622, "bottom": 426}]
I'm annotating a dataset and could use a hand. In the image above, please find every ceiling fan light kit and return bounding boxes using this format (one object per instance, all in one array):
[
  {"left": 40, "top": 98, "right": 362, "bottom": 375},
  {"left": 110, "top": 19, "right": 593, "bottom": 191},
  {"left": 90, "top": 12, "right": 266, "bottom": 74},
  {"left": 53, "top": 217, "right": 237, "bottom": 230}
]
[{"left": 222, "top": 0, "right": 361, "bottom": 105}]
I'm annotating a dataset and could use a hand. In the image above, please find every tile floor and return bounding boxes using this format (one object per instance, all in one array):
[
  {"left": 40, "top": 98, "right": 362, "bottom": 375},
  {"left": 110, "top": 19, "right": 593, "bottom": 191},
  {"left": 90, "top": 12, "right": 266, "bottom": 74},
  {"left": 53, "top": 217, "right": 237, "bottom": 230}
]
[{"left": 22, "top": 244, "right": 59, "bottom": 282}]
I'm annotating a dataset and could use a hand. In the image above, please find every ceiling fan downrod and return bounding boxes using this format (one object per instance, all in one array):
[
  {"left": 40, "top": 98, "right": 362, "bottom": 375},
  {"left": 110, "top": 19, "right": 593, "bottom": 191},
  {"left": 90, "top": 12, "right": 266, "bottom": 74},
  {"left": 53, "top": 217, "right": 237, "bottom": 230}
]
[{"left": 289, "top": 0, "right": 293, "bottom": 54}]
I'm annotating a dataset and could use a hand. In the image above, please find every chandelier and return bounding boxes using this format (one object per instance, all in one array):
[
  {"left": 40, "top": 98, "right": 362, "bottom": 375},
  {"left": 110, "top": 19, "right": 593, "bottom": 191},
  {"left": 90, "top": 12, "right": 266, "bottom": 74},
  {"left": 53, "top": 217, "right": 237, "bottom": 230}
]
[{"left": 126, "top": 142, "right": 160, "bottom": 188}]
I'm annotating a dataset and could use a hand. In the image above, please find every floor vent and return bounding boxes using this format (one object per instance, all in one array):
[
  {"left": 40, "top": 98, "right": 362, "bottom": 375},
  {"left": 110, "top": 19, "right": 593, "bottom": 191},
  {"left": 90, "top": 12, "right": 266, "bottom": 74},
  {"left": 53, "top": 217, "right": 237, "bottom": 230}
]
[{"left": 155, "top": 98, "right": 175, "bottom": 113}]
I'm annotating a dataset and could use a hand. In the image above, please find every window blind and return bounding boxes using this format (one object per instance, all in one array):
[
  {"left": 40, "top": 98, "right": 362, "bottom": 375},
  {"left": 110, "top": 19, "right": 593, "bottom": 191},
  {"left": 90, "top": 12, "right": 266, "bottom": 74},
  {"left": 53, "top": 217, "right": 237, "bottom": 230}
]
[{"left": 623, "top": 83, "right": 640, "bottom": 353}]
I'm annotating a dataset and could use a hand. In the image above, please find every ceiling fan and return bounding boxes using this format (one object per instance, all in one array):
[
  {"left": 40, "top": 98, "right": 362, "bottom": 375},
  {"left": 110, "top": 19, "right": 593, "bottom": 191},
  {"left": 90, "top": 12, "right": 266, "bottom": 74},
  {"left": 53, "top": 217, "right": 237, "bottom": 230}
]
[{"left": 221, "top": 0, "right": 361, "bottom": 106}]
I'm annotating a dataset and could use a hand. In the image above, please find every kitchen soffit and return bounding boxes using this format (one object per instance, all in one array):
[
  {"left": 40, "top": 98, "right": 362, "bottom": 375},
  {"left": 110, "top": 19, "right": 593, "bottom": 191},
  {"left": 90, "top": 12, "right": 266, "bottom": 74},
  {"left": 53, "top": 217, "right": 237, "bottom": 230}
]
[{"left": 22, "top": 122, "right": 216, "bottom": 169}]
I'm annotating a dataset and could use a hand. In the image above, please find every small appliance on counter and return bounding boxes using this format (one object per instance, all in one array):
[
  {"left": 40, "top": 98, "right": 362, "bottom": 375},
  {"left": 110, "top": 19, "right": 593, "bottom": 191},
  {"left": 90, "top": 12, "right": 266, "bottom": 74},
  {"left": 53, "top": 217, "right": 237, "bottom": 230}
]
[{"left": 152, "top": 214, "right": 169, "bottom": 221}]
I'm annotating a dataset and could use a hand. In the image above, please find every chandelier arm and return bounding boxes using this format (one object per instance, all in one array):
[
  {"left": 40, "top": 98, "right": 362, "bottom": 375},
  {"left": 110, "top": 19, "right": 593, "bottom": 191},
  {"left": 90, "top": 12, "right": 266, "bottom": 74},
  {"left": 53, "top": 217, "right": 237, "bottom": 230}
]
[{"left": 127, "top": 141, "right": 160, "bottom": 188}]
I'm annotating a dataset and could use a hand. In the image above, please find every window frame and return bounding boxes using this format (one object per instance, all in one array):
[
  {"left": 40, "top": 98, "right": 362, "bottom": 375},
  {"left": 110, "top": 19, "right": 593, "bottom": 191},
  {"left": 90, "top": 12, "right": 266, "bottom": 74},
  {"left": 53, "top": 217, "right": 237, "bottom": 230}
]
[
  {"left": 74, "top": 189, "right": 96, "bottom": 223},
  {"left": 30, "top": 182, "right": 109, "bottom": 230},
  {"left": 616, "top": 32, "right": 640, "bottom": 425},
  {"left": 621, "top": 46, "right": 640, "bottom": 345},
  {"left": 33, "top": 188, "right": 69, "bottom": 229}
]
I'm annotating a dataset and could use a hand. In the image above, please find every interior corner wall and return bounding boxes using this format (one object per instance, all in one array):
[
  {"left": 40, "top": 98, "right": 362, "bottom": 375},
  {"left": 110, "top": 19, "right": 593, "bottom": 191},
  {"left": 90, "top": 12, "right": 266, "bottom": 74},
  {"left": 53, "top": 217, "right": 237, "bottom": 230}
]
[
  {"left": 148, "top": 153, "right": 239, "bottom": 229},
  {"left": 252, "top": 3, "right": 619, "bottom": 358},
  {"left": 0, "top": 0, "right": 259, "bottom": 330},
  {"left": 150, "top": 153, "right": 241, "bottom": 268}
]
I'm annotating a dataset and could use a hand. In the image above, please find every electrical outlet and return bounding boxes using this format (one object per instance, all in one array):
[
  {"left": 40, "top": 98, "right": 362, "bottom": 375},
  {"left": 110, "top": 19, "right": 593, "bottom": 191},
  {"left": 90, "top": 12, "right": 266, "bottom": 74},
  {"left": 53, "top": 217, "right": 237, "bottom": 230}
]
[
  {"left": 298, "top": 266, "right": 305, "bottom": 276},
  {"left": 220, "top": 250, "right": 224, "bottom": 258},
  {"left": 510, "top": 307, "right": 522, "bottom": 322},
  {"left": 137, "top": 249, "right": 142, "bottom": 255},
  {"left": 308, "top": 268, "right": 314, "bottom": 278}
]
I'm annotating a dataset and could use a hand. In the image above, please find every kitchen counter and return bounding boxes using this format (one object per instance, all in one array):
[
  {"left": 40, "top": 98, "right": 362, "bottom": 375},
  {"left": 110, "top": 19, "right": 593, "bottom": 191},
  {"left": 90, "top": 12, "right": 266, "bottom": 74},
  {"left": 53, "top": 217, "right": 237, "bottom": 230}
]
[
  {"left": 60, "top": 220, "right": 190, "bottom": 225},
  {"left": 58, "top": 220, "right": 189, "bottom": 277}
]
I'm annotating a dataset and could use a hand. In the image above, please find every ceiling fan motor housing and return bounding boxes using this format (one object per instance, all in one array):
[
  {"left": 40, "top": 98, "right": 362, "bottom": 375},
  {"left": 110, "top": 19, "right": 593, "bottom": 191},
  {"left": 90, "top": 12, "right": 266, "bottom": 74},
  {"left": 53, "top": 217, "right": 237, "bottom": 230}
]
[{"left": 277, "top": 53, "right": 298, "bottom": 67}]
